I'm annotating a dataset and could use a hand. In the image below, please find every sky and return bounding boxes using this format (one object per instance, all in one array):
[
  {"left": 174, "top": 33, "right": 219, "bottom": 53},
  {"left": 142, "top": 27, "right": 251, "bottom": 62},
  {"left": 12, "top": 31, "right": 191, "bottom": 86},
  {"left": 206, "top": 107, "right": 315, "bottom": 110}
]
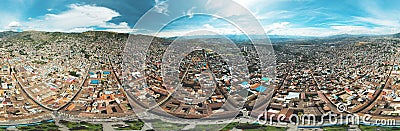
[{"left": 0, "top": 0, "right": 399, "bottom": 37}]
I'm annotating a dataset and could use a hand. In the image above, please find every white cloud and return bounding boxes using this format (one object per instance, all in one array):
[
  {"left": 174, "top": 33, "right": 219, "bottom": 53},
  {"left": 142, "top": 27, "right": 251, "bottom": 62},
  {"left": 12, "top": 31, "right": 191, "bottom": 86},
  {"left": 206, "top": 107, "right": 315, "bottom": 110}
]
[
  {"left": 331, "top": 25, "right": 369, "bottom": 33},
  {"left": 266, "top": 25, "right": 400, "bottom": 37},
  {"left": 26, "top": 4, "right": 119, "bottom": 31},
  {"left": 332, "top": 25, "right": 399, "bottom": 35},
  {"left": 7, "top": 21, "right": 22, "bottom": 28},
  {"left": 203, "top": 24, "right": 213, "bottom": 29},
  {"left": 68, "top": 27, "right": 95, "bottom": 32},
  {"left": 255, "top": 10, "right": 292, "bottom": 20},
  {"left": 233, "top": 0, "right": 262, "bottom": 8},
  {"left": 232, "top": 0, "right": 284, "bottom": 20},
  {"left": 0, "top": 12, "right": 20, "bottom": 30},
  {"left": 268, "top": 27, "right": 333, "bottom": 36},
  {"left": 11, "top": 4, "right": 134, "bottom": 33},
  {"left": 353, "top": 16, "right": 400, "bottom": 27},
  {"left": 97, "top": 22, "right": 136, "bottom": 33},
  {"left": 154, "top": 0, "right": 169, "bottom": 15},
  {"left": 186, "top": 7, "right": 196, "bottom": 18},
  {"left": 206, "top": 0, "right": 249, "bottom": 17},
  {"left": 151, "top": 19, "right": 399, "bottom": 37},
  {"left": 47, "top": 8, "right": 53, "bottom": 12},
  {"left": 359, "top": 1, "right": 400, "bottom": 20},
  {"left": 353, "top": 1, "right": 400, "bottom": 33},
  {"left": 264, "top": 22, "right": 290, "bottom": 33},
  {"left": 98, "top": 22, "right": 129, "bottom": 29},
  {"left": 156, "top": 23, "right": 241, "bottom": 37},
  {"left": 3, "top": 21, "right": 22, "bottom": 32}
]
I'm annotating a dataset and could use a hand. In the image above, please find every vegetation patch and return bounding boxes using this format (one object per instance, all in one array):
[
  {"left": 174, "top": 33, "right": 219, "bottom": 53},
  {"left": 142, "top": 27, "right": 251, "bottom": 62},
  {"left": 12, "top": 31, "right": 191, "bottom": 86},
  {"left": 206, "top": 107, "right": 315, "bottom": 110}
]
[
  {"left": 16, "top": 121, "right": 60, "bottom": 131},
  {"left": 113, "top": 120, "right": 144, "bottom": 130},
  {"left": 220, "top": 122, "right": 287, "bottom": 131},
  {"left": 60, "top": 120, "right": 102, "bottom": 131}
]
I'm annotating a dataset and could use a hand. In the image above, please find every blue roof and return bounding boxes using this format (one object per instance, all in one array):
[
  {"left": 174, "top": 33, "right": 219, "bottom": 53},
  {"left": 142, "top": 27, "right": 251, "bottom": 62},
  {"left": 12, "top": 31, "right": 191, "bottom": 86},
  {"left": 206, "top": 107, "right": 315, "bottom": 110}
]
[
  {"left": 90, "top": 80, "right": 100, "bottom": 84},
  {"left": 261, "top": 77, "right": 270, "bottom": 82},
  {"left": 334, "top": 95, "right": 339, "bottom": 99},
  {"left": 241, "top": 82, "right": 249, "bottom": 85},
  {"left": 104, "top": 91, "right": 113, "bottom": 94},
  {"left": 255, "top": 86, "right": 267, "bottom": 92}
]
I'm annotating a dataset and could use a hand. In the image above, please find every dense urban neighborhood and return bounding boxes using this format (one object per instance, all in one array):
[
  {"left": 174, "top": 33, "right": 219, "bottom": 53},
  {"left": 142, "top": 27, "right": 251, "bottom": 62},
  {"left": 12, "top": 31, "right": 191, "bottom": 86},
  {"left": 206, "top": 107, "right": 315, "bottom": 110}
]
[{"left": 0, "top": 31, "right": 400, "bottom": 130}]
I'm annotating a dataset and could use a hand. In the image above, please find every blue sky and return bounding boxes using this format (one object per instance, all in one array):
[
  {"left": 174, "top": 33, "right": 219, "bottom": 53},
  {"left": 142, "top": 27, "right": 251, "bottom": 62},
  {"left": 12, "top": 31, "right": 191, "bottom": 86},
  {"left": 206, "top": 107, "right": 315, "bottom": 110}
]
[{"left": 0, "top": 0, "right": 399, "bottom": 36}]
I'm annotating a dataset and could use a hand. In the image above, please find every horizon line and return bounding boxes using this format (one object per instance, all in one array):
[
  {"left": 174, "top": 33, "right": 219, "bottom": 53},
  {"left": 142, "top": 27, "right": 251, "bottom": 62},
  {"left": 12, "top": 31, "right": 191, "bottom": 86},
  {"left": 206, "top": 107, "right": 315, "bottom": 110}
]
[{"left": 0, "top": 30, "right": 398, "bottom": 38}]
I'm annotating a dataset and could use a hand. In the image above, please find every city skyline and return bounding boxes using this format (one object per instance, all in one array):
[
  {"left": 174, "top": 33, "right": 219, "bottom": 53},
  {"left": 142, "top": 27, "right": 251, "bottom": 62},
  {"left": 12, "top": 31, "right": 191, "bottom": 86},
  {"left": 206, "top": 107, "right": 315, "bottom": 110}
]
[{"left": 0, "top": 0, "right": 399, "bottom": 37}]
